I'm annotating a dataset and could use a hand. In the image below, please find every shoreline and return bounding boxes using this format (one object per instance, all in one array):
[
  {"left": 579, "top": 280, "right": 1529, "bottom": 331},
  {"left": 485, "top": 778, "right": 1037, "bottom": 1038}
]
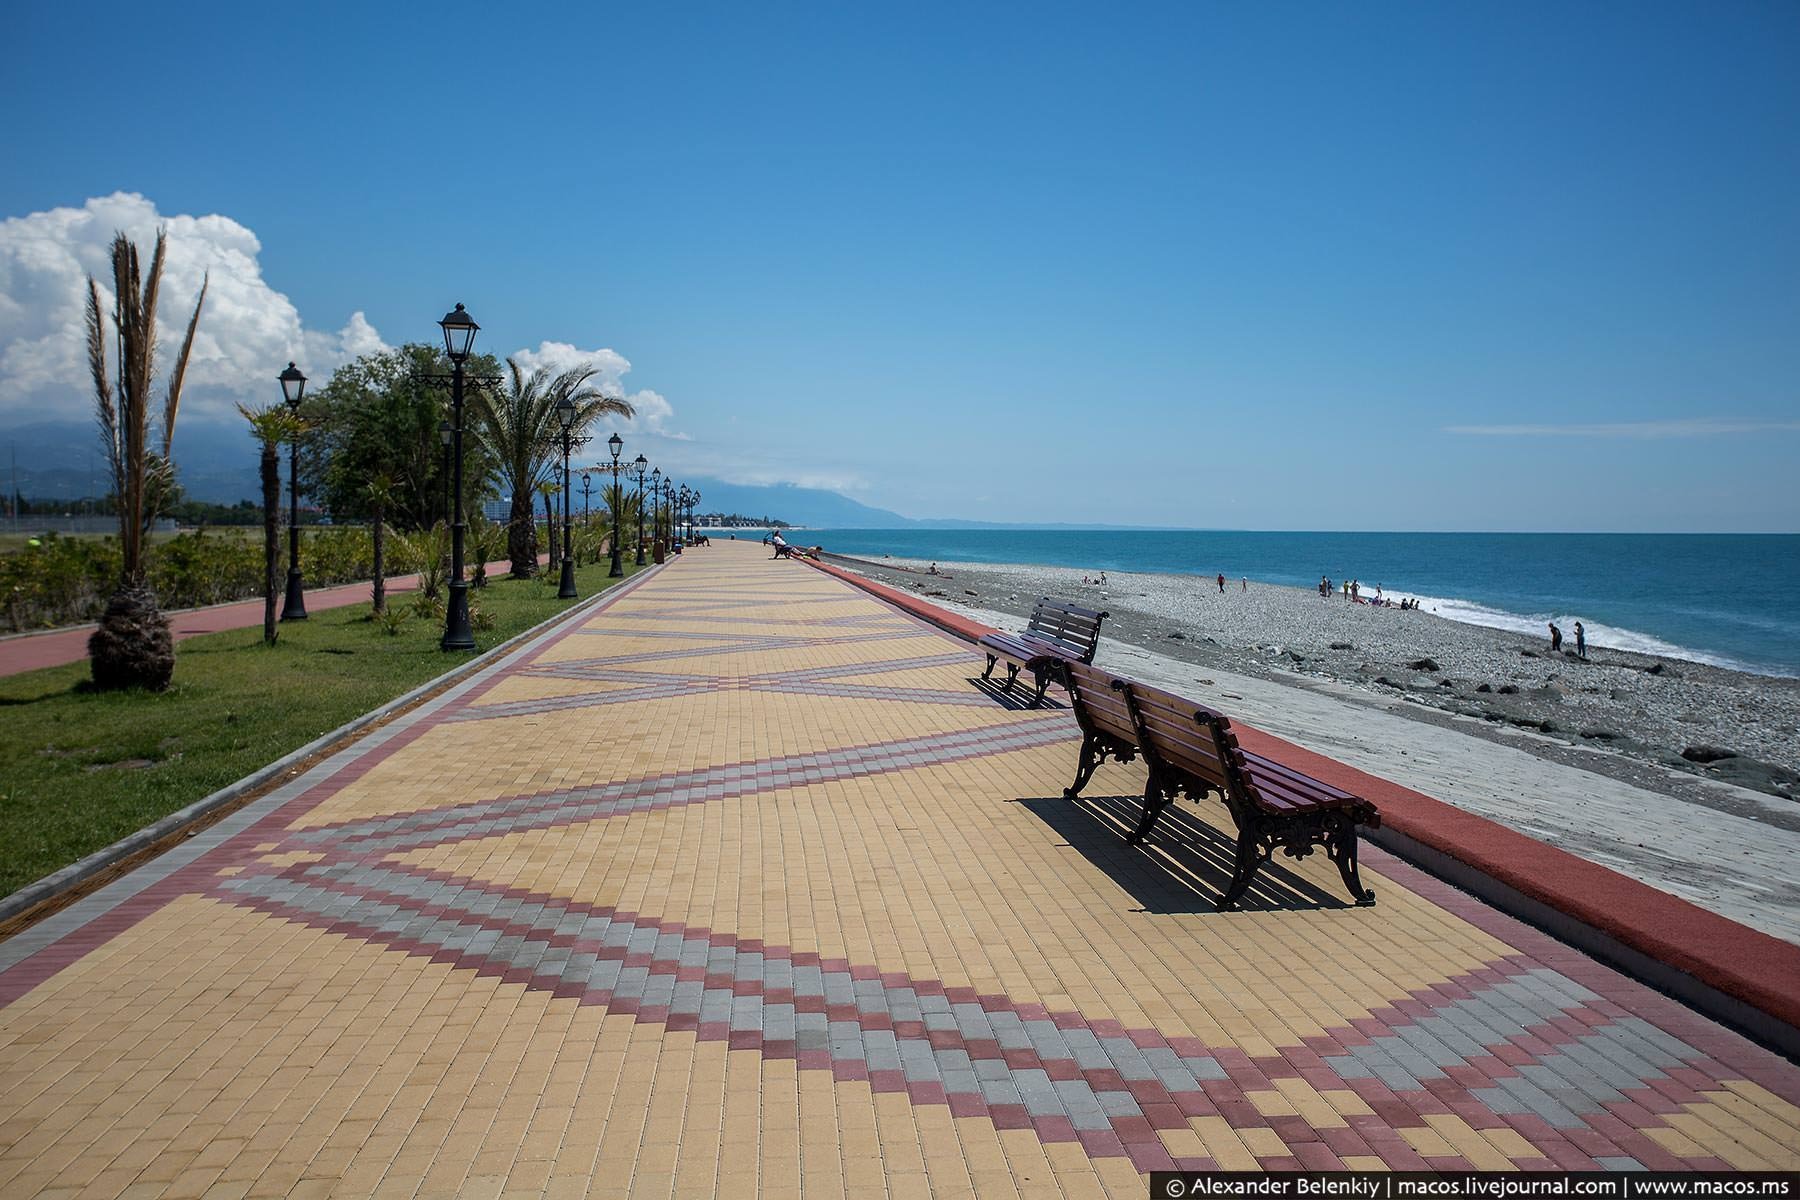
[
  {"left": 825, "top": 552, "right": 1800, "bottom": 943},
  {"left": 827, "top": 552, "right": 1799, "bottom": 806}
]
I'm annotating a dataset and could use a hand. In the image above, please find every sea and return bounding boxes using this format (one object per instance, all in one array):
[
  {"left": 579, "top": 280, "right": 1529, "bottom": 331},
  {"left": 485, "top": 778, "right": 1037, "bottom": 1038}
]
[{"left": 794, "top": 529, "right": 1800, "bottom": 679}]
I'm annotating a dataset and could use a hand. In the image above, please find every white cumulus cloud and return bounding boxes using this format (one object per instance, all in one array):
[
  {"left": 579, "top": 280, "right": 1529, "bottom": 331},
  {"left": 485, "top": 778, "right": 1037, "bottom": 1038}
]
[
  {"left": 0, "top": 191, "right": 389, "bottom": 424},
  {"left": 508, "top": 339, "right": 682, "bottom": 439}
]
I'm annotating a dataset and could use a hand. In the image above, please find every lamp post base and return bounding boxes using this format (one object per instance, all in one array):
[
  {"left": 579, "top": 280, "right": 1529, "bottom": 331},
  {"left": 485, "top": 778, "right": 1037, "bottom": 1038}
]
[
  {"left": 280, "top": 568, "right": 308, "bottom": 621},
  {"left": 608, "top": 544, "right": 624, "bottom": 578},
  {"left": 558, "top": 557, "right": 578, "bottom": 599},
  {"left": 441, "top": 580, "right": 476, "bottom": 651}
]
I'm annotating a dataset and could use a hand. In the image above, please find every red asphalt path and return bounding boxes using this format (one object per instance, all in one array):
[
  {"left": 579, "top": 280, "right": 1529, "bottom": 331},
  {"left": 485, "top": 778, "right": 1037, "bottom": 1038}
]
[{"left": 0, "top": 557, "right": 527, "bottom": 679}]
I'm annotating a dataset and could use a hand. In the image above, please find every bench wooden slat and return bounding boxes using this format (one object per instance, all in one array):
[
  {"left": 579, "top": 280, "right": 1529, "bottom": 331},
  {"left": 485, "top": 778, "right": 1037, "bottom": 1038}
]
[
  {"left": 978, "top": 599, "right": 1109, "bottom": 706},
  {"left": 1055, "top": 662, "right": 1378, "bottom": 910}
]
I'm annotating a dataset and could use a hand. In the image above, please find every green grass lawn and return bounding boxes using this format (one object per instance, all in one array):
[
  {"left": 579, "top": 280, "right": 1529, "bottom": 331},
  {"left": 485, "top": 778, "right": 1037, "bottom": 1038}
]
[{"left": 0, "top": 560, "right": 640, "bottom": 899}]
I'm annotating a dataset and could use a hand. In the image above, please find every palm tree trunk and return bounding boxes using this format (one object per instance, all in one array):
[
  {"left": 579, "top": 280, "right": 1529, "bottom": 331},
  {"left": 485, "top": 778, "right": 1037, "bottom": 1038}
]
[
  {"left": 370, "top": 502, "right": 387, "bottom": 613},
  {"left": 543, "top": 491, "right": 558, "bottom": 572},
  {"left": 508, "top": 493, "right": 535, "bottom": 578},
  {"left": 261, "top": 442, "right": 279, "bottom": 644}
]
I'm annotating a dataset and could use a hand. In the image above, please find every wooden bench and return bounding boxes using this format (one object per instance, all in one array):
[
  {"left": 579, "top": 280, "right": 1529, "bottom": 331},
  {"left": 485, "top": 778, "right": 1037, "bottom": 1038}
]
[
  {"left": 1058, "top": 659, "right": 1380, "bottom": 910},
  {"left": 977, "top": 598, "right": 1108, "bottom": 706}
]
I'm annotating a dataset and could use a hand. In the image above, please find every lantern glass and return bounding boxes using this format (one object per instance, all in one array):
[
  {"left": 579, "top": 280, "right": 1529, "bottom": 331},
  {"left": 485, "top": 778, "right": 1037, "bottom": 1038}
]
[
  {"left": 279, "top": 362, "right": 307, "bottom": 407},
  {"left": 437, "top": 303, "right": 479, "bottom": 361},
  {"left": 555, "top": 396, "right": 576, "bottom": 431},
  {"left": 608, "top": 431, "right": 622, "bottom": 462}
]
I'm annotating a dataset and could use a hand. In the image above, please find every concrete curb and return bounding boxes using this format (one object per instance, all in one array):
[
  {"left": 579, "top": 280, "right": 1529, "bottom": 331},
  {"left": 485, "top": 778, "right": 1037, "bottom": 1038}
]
[
  {"left": 804, "top": 554, "right": 1800, "bottom": 1062},
  {"left": 0, "top": 564, "right": 661, "bottom": 928}
]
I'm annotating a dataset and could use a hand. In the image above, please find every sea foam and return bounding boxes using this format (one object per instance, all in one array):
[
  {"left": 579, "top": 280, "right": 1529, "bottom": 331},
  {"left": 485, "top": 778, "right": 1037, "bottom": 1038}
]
[{"left": 1403, "top": 593, "right": 1790, "bottom": 676}]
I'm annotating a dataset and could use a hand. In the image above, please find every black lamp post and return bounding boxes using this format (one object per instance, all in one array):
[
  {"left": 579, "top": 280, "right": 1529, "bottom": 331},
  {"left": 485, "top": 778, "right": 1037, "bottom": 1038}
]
[
  {"left": 677, "top": 485, "right": 690, "bottom": 543},
  {"left": 580, "top": 471, "right": 592, "bottom": 531},
  {"left": 650, "top": 467, "right": 663, "bottom": 555},
  {"left": 691, "top": 488, "right": 701, "bottom": 542},
  {"left": 604, "top": 431, "right": 625, "bottom": 578},
  {"left": 437, "top": 303, "right": 479, "bottom": 650},
  {"left": 278, "top": 362, "right": 308, "bottom": 621},
  {"left": 555, "top": 396, "right": 578, "bottom": 599},
  {"left": 663, "top": 478, "right": 677, "bottom": 548},
  {"left": 632, "top": 454, "right": 648, "bottom": 566},
  {"left": 438, "top": 419, "right": 452, "bottom": 524}
]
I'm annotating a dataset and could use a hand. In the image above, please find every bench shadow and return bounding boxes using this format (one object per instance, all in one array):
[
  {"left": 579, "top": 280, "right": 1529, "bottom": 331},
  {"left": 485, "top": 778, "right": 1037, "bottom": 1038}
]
[
  {"left": 966, "top": 676, "right": 1067, "bottom": 712},
  {"left": 1016, "top": 793, "right": 1350, "bottom": 914}
]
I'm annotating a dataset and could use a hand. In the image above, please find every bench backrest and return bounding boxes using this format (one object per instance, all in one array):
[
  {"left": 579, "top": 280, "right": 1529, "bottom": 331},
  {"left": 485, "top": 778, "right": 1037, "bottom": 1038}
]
[
  {"left": 1024, "top": 598, "right": 1108, "bottom": 663},
  {"left": 1060, "top": 660, "right": 1139, "bottom": 747},
  {"left": 1111, "top": 679, "right": 1259, "bottom": 811}
]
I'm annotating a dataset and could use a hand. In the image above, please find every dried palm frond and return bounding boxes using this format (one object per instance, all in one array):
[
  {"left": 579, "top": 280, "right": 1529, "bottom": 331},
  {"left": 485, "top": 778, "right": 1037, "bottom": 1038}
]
[
  {"left": 86, "top": 278, "right": 122, "bottom": 499},
  {"left": 163, "top": 273, "right": 208, "bottom": 455}
]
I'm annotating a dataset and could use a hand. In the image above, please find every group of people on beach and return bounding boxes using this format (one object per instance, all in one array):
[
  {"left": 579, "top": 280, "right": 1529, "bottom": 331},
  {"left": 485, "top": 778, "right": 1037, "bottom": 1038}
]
[
  {"left": 1319, "top": 575, "right": 1414, "bottom": 609},
  {"left": 1549, "top": 621, "right": 1588, "bottom": 658}
]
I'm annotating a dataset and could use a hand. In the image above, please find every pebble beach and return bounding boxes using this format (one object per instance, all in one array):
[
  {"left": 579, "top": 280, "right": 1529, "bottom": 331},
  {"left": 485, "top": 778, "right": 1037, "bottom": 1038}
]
[
  {"left": 823, "top": 551, "right": 1800, "bottom": 939},
  {"left": 836, "top": 554, "right": 1800, "bottom": 801}
]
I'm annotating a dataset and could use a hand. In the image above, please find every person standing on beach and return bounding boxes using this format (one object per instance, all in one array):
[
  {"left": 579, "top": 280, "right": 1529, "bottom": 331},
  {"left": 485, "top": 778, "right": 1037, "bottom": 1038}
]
[
  {"left": 1241, "top": 576, "right": 1247, "bottom": 592},
  {"left": 1549, "top": 623, "right": 1563, "bottom": 653},
  {"left": 1575, "top": 621, "right": 1587, "bottom": 659},
  {"left": 1217, "top": 572, "right": 1225, "bottom": 594}
]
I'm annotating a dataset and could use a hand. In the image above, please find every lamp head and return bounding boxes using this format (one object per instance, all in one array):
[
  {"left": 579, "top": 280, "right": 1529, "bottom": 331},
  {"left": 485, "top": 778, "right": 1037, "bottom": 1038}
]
[
  {"left": 437, "top": 303, "right": 479, "bottom": 362},
  {"left": 279, "top": 362, "right": 307, "bottom": 408}
]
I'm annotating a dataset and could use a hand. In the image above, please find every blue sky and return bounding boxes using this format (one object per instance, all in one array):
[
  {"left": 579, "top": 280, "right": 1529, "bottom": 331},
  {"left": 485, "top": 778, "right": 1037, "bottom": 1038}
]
[{"left": 2, "top": 1, "right": 1796, "bottom": 531}]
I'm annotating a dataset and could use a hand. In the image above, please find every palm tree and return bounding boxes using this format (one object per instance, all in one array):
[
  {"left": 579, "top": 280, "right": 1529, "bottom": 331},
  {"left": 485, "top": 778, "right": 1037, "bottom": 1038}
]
[
  {"left": 602, "top": 481, "right": 639, "bottom": 566},
  {"left": 469, "top": 360, "right": 633, "bottom": 579},
  {"left": 366, "top": 473, "right": 396, "bottom": 613},
  {"left": 238, "top": 403, "right": 305, "bottom": 644},
  {"left": 84, "top": 230, "right": 207, "bottom": 690},
  {"left": 538, "top": 479, "right": 561, "bottom": 573}
]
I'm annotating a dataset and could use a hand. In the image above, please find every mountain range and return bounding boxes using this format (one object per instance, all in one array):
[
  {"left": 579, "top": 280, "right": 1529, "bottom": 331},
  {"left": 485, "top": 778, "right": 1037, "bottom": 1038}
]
[{"left": 0, "top": 419, "right": 1039, "bottom": 529}]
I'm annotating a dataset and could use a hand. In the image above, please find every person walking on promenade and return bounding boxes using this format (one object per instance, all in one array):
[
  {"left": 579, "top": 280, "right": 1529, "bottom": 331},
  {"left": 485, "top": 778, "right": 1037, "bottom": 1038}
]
[
  {"left": 1549, "top": 622, "right": 1563, "bottom": 653},
  {"left": 1575, "top": 621, "right": 1587, "bottom": 659}
]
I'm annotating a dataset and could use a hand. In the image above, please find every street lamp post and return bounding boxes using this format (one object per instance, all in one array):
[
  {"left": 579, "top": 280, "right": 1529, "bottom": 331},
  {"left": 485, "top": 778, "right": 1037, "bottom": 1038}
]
[
  {"left": 437, "top": 303, "right": 479, "bottom": 650},
  {"left": 580, "top": 471, "right": 592, "bottom": 532},
  {"left": 278, "top": 363, "right": 308, "bottom": 621},
  {"left": 650, "top": 467, "right": 663, "bottom": 558},
  {"left": 664, "top": 478, "right": 677, "bottom": 550},
  {"left": 555, "top": 396, "right": 578, "bottom": 600},
  {"left": 438, "top": 420, "right": 452, "bottom": 524},
  {"left": 690, "top": 488, "right": 701, "bottom": 543},
  {"left": 605, "top": 431, "right": 625, "bottom": 578},
  {"left": 632, "top": 455, "right": 648, "bottom": 566}
]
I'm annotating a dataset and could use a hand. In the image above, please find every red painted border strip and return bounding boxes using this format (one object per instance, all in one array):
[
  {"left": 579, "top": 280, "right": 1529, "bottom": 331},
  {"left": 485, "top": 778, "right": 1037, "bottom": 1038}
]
[{"left": 802, "top": 554, "right": 1800, "bottom": 1040}]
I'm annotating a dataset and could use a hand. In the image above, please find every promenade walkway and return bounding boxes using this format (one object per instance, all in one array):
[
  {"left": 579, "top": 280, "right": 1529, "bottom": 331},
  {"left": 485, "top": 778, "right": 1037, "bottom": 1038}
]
[{"left": 2, "top": 541, "right": 1796, "bottom": 1197}]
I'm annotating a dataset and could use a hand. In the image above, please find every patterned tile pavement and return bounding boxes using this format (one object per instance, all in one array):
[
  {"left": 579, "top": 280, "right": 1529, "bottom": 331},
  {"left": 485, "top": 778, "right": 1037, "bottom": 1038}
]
[{"left": 2, "top": 541, "right": 1798, "bottom": 1198}]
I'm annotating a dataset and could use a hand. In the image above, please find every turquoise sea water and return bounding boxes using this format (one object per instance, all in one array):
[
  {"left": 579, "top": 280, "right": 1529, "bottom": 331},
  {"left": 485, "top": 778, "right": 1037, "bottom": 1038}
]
[{"left": 795, "top": 529, "right": 1800, "bottom": 678}]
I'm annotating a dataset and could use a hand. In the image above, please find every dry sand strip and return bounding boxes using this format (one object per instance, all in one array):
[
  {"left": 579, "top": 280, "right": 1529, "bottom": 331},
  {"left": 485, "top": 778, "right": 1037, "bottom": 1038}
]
[{"left": 830, "top": 561, "right": 1800, "bottom": 948}]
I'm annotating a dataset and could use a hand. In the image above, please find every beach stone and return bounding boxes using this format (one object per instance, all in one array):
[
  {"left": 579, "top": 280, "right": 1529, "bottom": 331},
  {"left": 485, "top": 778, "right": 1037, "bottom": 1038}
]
[
  {"left": 1581, "top": 728, "right": 1623, "bottom": 741},
  {"left": 1330, "top": 642, "right": 1355, "bottom": 651},
  {"left": 1520, "top": 649, "right": 1539, "bottom": 658},
  {"left": 1497, "top": 684, "right": 1520, "bottom": 695},
  {"left": 1680, "top": 745, "right": 1738, "bottom": 764},
  {"left": 1407, "top": 657, "right": 1441, "bottom": 672},
  {"left": 1166, "top": 631, "right": 1186, "bottom": 640},
  {"left": 1476, "top": 683, "right": 1493, "bottom": 693}
]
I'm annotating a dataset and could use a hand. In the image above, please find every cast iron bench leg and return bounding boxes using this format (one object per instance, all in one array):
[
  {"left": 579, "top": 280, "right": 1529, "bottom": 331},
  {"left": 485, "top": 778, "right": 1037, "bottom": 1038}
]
[
  {"left": 1126, "top": 776, "right": 1171, "bottom": 845},
  {"left": 1217, "top": 832, "right": 1266, "bottom": 911},
  {"left": 1064, "top": 736, "right": 1102, "bottom": 798},
  {"left": 1030, "top": 668, "right": 1051, "bottom": 707},
  {"left": 982, "top": 653, "right": 999, "bottom": 681},
  {"left": 1003, "top": 663, "right": 1020, "bottom": 691},
  {"left": 1327, "top": 815, "right": 1376, "bottom": 906}
]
